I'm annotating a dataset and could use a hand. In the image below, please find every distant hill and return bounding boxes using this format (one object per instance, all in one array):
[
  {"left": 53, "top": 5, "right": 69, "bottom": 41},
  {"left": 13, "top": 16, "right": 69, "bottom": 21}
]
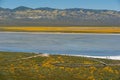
[{"left": 0, "top": 6, "right": 120, "bottom": 26}]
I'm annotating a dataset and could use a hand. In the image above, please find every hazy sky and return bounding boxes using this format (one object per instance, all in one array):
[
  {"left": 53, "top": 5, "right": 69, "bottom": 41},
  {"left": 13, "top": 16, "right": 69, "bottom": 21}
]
[{"left": 0, "top": 0, "right": 120, "bottom": 11}]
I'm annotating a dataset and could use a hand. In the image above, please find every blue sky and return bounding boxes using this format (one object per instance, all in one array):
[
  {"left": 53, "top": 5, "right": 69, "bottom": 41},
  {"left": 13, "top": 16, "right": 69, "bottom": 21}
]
[{"left": 0, "top": 0, "right": 120, "bottom": 11}]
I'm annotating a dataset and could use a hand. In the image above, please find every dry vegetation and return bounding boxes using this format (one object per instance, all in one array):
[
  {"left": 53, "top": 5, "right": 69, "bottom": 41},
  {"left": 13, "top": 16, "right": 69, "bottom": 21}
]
[
  {"left": 0, "top": 52, "right": 120, "bottom": 80},
  {"left": 0, "top": 27, "right": 120, "bottom": 33}
]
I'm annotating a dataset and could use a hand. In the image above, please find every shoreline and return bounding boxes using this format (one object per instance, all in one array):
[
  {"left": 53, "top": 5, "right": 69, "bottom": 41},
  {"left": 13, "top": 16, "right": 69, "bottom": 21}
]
[
  {"left": 0, "top": 51, "right": 120, "bottom": 60},
  {"left": 62, "top": 54, "right": 120, "bottom": 60},
  {"left": 0, "top": 31, "right": 120, "bottom": 35}
]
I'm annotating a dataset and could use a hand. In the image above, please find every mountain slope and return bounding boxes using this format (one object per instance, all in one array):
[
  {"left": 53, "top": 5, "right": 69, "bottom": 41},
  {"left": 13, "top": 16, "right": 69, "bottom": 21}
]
[{"left": 0, "top": 7, "right": 120, "bottom": 26}]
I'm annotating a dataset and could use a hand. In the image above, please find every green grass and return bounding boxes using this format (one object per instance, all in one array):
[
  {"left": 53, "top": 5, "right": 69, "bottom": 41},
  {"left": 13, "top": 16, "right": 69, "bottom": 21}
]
[{"left": 0, "top": 51, "right": 120, "bottom": 80}]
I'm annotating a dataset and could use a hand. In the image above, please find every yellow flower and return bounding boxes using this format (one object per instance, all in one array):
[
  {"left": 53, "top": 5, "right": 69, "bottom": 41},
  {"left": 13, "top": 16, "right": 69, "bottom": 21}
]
[{"left": 103, "top": 66, "right": 114, "bottom": 73}]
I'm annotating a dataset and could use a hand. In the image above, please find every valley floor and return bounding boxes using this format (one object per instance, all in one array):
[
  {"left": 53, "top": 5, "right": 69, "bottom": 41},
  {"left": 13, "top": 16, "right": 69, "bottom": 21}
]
[{"left": 0, "top": 27, "right": 120, "bottom": 33}]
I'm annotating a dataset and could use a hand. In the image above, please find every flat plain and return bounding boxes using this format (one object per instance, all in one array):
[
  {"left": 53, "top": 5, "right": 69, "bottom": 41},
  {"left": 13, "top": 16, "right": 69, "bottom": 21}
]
[{"left": 0, "top": 27, "right": 120, "bottom": 33}]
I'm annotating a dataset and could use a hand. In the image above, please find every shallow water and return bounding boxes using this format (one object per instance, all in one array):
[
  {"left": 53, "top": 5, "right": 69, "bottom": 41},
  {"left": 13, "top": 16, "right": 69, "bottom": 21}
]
[{"left": 0, "top": 32, "right": 120, "bottom": 56}]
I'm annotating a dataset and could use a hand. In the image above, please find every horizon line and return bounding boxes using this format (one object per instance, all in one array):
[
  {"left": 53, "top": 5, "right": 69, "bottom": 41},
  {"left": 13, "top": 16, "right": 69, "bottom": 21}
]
[{"left": 0, "top": 6, "right": 120, "bottom": 11}]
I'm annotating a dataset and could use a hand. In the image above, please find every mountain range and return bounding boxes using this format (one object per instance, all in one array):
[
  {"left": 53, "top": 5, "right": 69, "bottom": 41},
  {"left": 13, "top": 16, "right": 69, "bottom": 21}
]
[{"left": 0, "top": 6, "right": 120, "bottom": 26}]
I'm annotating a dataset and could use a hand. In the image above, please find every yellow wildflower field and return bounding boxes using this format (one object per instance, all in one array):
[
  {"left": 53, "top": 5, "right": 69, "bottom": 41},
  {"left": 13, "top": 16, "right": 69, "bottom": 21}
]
[
  {"left": 0, "top": 52, "right": 120, "bottom": 80},
  {"left": 0, "top": 27, "right": 120, "bottom": 33}
]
